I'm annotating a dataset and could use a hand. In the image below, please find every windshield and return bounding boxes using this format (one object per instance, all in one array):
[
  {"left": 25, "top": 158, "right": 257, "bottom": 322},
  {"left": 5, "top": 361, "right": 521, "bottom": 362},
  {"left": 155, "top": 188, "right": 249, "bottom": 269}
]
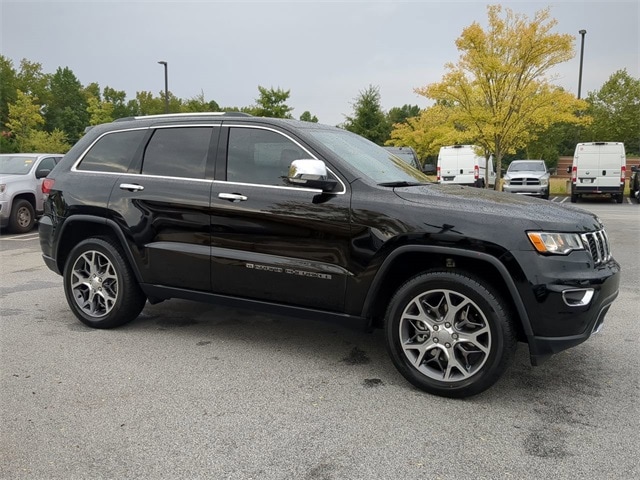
[
  {"left": 0, "top": 155, "right": 37, "bottom": 175},
  {"left": 508, "top": 161, "right": 546, "bottom": 172},
  {"left": 308, "top": 129, "right": 428, "bottom": 183}
]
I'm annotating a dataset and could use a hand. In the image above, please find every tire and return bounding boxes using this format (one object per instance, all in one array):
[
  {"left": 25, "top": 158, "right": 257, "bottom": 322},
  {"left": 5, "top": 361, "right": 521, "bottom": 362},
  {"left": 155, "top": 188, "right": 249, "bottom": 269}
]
[
  {"left": 384, "top": 270, "right": 517, "bottom": 398},
  {"left": 615, "top": 194, "right": 623, "bottom": 204},
  {"left": 9, "top": 199, "right": 35, "bottom": 233},
  {"left": 570, "top": 193, "right": 578, "bottom": 203},
  {"left": 542, "top": 190, "right": 549, "bottom": 200},
  {"left": 63, "top": 237, "right": 146, "bottom": 329}
]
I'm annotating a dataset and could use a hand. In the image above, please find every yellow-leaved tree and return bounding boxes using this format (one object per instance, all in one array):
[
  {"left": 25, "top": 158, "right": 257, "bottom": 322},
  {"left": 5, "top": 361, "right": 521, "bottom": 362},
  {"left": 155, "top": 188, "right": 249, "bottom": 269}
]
[{"left": 408, "top": 5, "right": 590, "bottom": 187}]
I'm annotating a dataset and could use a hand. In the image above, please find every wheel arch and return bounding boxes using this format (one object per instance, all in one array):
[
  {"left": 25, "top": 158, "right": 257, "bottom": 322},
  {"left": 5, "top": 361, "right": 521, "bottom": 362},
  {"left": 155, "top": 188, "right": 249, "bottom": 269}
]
[
  {"left": 55, "top": 216, "right": 142, "bottom": 283},
  {"left": 362, "top": 246, "right": 533, "bottom": 342},
  {"left": 12, "top": 192, "right": 37, "bottom": 210}
]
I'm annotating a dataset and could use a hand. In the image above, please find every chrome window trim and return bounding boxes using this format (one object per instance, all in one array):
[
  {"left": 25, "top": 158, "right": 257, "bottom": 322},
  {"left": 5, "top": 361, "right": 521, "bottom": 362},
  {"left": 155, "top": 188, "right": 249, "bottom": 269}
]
[
  {"left": 71, "top": 126, "right": 150, "bottom": 173},
  {"left": 71, "top": 124, "right": 222, "bottom": 173},
  {"left": 70, "top": 123, "right": 347, "bottom": 194},
  {"left": 213, "top": 179, "right": 326, "bottom": 194},
  {"left": 224, "top": 124, "right": 347, "bottom": 195},
  {"left": 115, "top": 172, "right": 214, "bottom": 184}
]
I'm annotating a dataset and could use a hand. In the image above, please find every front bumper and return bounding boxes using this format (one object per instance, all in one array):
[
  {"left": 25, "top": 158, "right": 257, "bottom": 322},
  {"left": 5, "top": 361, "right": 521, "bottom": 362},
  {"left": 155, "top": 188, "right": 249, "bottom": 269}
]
[
  {"left": 503, "top": 184, "right": 547, "bottom": 196},
  {"left": 509, "top": 249, "right": 621, "bottom": 364}
]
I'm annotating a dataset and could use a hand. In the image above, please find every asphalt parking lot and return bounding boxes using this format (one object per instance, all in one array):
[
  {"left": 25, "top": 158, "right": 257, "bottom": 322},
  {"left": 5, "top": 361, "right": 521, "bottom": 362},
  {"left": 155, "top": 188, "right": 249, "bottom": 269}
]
[{"left": 1, "top": 199, "right": 638, "bottom": 480}]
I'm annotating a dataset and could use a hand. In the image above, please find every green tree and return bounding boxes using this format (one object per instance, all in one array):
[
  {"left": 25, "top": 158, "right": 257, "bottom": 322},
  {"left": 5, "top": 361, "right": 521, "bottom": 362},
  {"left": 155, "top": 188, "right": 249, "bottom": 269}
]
[
  {"left": 134, "top": 91, "right": 165, "bottom": 115},
  {"left": 104, "top": 86, "right": 138, "bottom": 119},
  {"left": 6, "top": 90, "right": 44, "bottom": 150},
  {"left": 182, "top": 90, "right": 220, "bottom": 113},
  {"left": 252, "top": 86, "right": 293, "bottom": 118},
  {"left": 45, "top": 67, "right": 89, "bottom": 144},
  {"left": 21, "top": 129, "right": 70, "bottom": 153},
  {"left": 87, "top": 95, "right": 114, "bottom": 125},
  {"left": 585, "top": 69, "right": 640, "bottom": 154},
  {"left": 342, "top": 85, "right": 390, "bottom": 145},
  {"left": 387, "top": 104, "right": 420, "bottom": 127},
  {"left": 15, "top": 59, "right": 50, "bottom": 110},
  {"left": 299, "top": 111, "right": 318, "bottom": 122},
  {"left": 417, "top": 5, "right": 589, "bottom": 187},
  {"left": 0, "top": 55, "right": 18, "bottom": 131}
]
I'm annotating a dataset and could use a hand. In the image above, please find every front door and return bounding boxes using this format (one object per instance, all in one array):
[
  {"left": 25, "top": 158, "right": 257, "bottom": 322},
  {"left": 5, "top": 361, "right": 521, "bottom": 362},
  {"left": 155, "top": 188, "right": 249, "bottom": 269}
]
[{"left": 209, "top": 125, "right": 352, "bottom": 311}]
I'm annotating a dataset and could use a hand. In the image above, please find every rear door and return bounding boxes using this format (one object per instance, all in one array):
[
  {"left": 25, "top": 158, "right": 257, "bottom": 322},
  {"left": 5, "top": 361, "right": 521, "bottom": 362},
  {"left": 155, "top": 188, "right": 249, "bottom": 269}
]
[
  {"left": 107, "top": 125, "right": 218, "bottom": 292},
  {"left": 209, "top": 124, "right": 352, "bottom": 311},
  {"left": 596, "top": 143, "right": 624, "bottom": 189}
]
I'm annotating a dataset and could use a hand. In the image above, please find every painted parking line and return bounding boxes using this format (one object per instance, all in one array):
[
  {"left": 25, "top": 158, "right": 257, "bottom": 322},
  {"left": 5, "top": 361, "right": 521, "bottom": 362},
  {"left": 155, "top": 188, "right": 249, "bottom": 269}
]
[{"left": 1, "top": 233, "right": 40, "bottom": 241}]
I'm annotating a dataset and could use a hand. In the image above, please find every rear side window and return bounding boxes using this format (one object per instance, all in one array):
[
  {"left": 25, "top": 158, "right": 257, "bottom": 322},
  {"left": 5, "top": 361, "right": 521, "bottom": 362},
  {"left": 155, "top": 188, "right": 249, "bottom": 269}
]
[
  {"left": 77, "top": 130, "right": 146, "bottom": 173},
  {"left": 142, "top": 127, "right": 212, "bottom": 179}
]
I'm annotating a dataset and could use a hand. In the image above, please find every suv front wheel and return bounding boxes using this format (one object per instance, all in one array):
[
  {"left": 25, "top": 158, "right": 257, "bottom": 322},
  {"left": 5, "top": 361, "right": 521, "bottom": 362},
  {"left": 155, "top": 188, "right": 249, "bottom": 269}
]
[
  {"left": 385, "top": 270, "right": 517, "bottom": 398},
  {"left": 63, "top": 237, "right": 146, "bottom": 328}
]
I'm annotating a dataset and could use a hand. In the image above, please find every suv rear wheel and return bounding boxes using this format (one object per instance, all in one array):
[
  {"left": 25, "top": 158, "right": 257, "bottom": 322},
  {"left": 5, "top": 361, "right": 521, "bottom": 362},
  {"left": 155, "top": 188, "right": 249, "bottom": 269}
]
[
  {"left": 385, "top": 270, "right": 517, "bottom": 398},
  {"left": 63, "top": 237, "right": 146, "bottom": 328}
]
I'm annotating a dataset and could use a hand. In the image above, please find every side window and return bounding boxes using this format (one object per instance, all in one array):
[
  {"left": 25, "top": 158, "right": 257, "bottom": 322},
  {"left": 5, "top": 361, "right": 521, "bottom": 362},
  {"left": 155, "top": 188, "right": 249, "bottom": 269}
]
[
  {"left": 227, "top": 128, "right": 307, "bottom": 186},
  {"left": 77, "top": 130, "right": 146, "bottom": 173},
  {"left": 142, "top": 127, "right": 212, "bottom": 179}
]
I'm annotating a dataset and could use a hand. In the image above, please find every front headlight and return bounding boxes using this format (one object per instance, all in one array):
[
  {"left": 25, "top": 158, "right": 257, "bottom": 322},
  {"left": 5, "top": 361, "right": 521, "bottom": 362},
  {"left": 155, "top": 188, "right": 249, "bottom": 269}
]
[
  {"left": 527, "top": 232, "right": 584, "bottom": 255},
  {"left": 540, "top": 178, "right": 549, "bottom": 186},
  {"left": 0, "top": 184, "right": 6, "bottom": 195},
  {"left": 503, "top": 177, "right": 511, "bottom": 185}
]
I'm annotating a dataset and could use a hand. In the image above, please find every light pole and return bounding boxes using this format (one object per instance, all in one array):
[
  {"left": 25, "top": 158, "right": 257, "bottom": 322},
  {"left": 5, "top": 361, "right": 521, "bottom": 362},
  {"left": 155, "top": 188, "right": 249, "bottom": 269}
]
[
  {"left": 158, "top": 60, "right": 169, "bottom": 113},
  {"left": 577, "top": 30, "right": 586, "bottom": 99}
]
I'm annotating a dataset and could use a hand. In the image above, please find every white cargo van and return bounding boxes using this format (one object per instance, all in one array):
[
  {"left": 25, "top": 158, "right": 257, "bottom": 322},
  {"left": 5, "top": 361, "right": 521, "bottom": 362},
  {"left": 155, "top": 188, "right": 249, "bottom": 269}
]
[
  {"left": 437, "top": 145, "right": 495, "bottom": 187},
  {"left": 569, "top": 142, "right": 626, "bottom": 203}
]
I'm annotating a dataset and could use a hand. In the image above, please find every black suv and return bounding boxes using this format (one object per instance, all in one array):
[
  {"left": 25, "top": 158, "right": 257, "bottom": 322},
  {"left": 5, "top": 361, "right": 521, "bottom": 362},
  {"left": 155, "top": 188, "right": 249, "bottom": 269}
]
[{"left": 40, "top": 113, "right": 620, "bottom": 398}]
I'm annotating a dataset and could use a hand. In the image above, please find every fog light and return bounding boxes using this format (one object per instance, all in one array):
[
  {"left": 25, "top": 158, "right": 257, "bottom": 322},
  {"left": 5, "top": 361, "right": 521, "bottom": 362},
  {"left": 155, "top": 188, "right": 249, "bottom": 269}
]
[{"left": 562, "top": 288, "right": 594, "bottom": 307}]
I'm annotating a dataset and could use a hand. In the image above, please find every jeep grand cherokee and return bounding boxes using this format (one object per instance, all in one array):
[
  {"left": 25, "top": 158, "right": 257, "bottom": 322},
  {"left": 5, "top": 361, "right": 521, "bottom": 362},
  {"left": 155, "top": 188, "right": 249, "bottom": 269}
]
[{"left": 39, "top": 113, "right": 620, "bottom": 398}]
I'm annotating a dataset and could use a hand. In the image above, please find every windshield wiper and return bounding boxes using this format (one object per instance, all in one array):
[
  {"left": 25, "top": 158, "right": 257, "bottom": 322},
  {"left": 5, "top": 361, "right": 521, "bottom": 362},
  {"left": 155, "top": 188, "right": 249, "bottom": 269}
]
[{"left": 377, "top": 181, "right": 427, "bottom": 187}]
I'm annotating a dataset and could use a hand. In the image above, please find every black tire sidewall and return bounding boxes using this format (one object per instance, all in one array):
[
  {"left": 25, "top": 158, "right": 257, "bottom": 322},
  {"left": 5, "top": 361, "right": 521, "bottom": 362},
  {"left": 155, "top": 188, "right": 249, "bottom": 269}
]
[
  {"left": 63, "top": 237, "right": 142, "bottom": 328},
  {"left": 385, "top": 271, "right": 514, "bottom": 398},
  {"left": 10, "top": 199, "right": 35, "bottom": 233}
]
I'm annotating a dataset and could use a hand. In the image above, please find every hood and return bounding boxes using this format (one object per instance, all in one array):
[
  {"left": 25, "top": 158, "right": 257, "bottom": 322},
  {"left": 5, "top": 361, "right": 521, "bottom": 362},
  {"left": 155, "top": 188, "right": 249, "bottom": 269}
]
[{"left": 393, "top": 184, "right": 602, "bottom": 232}]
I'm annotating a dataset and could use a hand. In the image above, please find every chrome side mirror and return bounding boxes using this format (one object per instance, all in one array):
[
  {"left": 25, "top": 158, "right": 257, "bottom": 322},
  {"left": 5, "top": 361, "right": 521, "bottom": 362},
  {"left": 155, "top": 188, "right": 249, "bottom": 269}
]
[{"left": 288, "top": 159, "right": 338, "bottom": 192}]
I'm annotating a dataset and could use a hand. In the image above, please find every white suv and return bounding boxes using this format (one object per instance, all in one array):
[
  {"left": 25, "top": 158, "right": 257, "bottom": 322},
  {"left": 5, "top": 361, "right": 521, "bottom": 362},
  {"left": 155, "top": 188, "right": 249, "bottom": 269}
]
[{"left": 0, "top": 153, "right": 63, "bottom": 233}]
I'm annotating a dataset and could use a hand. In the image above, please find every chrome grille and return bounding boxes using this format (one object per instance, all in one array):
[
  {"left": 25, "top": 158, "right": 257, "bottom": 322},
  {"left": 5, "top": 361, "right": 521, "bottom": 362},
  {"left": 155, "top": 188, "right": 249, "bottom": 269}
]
[
  {"left": 511, "top": 178, "right": 541, "bottom": 186},
  {"left": 581, "top": 230, "right": 611, "bottom": 265}
]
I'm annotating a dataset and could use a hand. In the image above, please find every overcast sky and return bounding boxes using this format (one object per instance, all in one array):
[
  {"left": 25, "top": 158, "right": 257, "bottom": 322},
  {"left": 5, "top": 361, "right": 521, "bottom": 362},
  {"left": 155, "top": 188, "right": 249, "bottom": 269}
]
[{"left": 1, "top": 0, "right": 638, "bottom": 125}]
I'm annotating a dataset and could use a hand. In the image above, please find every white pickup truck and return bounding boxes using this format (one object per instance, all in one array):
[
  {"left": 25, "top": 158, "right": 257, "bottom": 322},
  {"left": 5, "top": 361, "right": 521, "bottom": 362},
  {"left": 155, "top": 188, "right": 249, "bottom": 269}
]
[{"left": 0, "top": 153, "right": 63, "bottom": 233}]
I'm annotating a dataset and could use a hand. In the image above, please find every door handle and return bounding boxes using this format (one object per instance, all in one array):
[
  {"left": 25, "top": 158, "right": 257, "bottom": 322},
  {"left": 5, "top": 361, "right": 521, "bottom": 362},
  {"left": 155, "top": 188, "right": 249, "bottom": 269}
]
[
  {"left": 119, "top": 183, "right": 145, "bottom": 192},
  {"left": 218, "top": 192, "right": 248, "bottom": 202}
]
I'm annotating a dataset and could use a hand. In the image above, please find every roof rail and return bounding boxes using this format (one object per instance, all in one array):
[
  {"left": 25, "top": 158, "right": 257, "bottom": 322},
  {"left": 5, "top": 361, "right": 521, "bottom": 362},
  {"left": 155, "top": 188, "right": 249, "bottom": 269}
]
[{"left": 113, "top": 112, "right": 252, "bottom": 122}]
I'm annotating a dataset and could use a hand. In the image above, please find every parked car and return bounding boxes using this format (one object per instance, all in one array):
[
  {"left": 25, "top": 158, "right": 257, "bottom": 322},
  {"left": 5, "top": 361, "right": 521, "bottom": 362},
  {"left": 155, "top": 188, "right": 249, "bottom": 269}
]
[
  {"left": 0, "top": 153, "right": 63, "bottom": 233},
  {"left": 39, "top": 113, "right": 620, "bottom": 398},
  {"left": 383, "top": 146, "right": 421, "bottom": 170},
  {"left": 503, "top": 160, "right": 550, "bottom": 199},
  {"left": 569, "top": 142, "right": 626, "bottom": 203},
  {"left": 630, "top": 164, "right": 640, "bottom": 203}
]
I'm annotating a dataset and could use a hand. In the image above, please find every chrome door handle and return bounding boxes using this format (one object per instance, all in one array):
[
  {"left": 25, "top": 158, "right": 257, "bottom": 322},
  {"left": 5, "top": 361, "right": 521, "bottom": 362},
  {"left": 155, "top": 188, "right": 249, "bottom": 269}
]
[
  {"left": 218, "top": 193, "right": 248, "bottom": 202},
  {"left": 119, "top": 183, "right": 145, "bottom": 192}
]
